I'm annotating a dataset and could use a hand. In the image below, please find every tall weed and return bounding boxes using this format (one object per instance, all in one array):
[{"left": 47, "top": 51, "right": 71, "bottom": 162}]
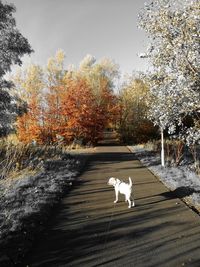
[{"left": 0, "top": 141, "right": 68, "bottom": 180}]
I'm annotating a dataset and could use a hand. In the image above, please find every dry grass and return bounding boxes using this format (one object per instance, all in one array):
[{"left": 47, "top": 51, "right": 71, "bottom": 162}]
[
  {"left": 0, "top": 133, "right": 95, "bottom": 182},
  {"left": 0, "top": 140, "right": 69, "bottom": 180}
]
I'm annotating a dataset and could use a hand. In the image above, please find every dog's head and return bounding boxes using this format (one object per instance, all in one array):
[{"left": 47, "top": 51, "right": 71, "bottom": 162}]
[{"left": 107, "top": 177, "right": 120, "bottom": 186}]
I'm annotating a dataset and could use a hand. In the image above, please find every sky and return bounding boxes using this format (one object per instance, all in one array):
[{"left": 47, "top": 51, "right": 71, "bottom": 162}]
[{"left": 10, "top": 0, "right": 149, "bottom": 75}]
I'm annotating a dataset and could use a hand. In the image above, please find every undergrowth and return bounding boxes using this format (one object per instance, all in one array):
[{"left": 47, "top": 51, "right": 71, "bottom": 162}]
[
  {"left": 138, "top": 140, "right": 200, "bottom": 174},
  {"left": 0, "top": 140, "right": 69, "bottom": 180}
]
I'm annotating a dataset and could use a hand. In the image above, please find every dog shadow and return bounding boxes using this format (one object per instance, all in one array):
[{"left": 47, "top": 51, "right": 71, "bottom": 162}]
[{"left": 161, "top": 186, "right": 200, "bottom": 199}]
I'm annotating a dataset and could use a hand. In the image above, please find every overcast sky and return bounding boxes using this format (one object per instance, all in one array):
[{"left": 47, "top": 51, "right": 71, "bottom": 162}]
[{"left": 10, "top": 0, "right": 149, "bottom": 75}]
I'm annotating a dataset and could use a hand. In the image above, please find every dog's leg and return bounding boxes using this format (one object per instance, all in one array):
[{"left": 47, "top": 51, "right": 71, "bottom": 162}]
[
  {"left": 114, "top": 188, "right": 118, "bottom": 203},
  {"left": 125, "top": 194, "right": 132, "bottom": 208},
  {"left": 124, "top": 192, "right": 132, "bottom": 208},
  {"left": 131, "top": 195, "right": 135, "bottom": 207},
  {"left": 127, "top": 198, "right": 132, "bottom": 208}
]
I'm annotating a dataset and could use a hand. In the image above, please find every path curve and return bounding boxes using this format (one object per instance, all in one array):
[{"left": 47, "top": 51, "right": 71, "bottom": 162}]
[{"left": 19, "top": 145, "right": 200, "bottom": 267}]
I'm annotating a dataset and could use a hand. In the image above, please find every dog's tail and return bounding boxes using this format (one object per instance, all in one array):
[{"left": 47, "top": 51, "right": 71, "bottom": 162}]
[{"left": 129, "top": 177, "right": 132, "bottom": 187}]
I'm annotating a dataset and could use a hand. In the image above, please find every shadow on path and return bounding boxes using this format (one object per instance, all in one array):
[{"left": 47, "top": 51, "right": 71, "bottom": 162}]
[{"left": 17, "top": 146, "right": 200, "bottom": 267}]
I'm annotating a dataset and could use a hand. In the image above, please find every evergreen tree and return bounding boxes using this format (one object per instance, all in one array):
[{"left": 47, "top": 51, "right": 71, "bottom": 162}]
[{"left": 0, "top": 0, "right": 33, "bottom": 136}]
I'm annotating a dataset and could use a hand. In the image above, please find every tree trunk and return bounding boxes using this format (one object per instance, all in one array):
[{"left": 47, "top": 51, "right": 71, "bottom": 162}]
[{"left": 161, "top": 128, "right": 165, "bottom": 167}]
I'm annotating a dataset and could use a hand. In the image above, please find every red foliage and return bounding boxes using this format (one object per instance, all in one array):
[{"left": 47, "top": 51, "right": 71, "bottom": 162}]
[
  {"left": 17, "top": 76, "right": 119, "bottom": 145},
  {"left": 17, "top": 95, "right": 42, "bottom": 143}
]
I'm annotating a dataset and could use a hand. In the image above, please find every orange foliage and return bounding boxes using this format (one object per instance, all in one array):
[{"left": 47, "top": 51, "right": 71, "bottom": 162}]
[
  {"left": 17, "top": 95, "right": 42, "bottom": 143},
  {"left": 17, "top": 76, "right": 119, "bottom": 145}
]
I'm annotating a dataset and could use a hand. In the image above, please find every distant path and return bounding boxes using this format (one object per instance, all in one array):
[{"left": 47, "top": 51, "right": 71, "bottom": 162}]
[{"left": 20, "top": 145, "right": 200, "bottom": 266}]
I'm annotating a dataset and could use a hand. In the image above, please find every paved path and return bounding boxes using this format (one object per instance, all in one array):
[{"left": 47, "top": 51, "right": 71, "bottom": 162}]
[{"left": 21, "top": 146, "right": 200, "bottom": 267}]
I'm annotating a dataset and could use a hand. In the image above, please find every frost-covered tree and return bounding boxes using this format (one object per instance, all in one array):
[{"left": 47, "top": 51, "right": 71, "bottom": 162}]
[
  {"left": 0, "top": 0, "right": 32, "bottom": 136},
  {"left": 139, "top": 0, "right": 200, "bottom": 166}
]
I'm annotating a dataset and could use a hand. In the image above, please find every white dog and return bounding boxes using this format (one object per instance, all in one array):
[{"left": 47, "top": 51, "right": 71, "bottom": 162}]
[{"left": 107, "top": 177, "right": 135, "bottom": 208}]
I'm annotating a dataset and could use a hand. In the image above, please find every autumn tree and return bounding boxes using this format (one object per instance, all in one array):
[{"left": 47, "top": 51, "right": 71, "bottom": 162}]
[
  {"left": 46, "top": 49, "right": 66, "bottom": 87},
  {"left": 16, "top": 96, "right": 42, "bottom": 143},
  {"left": 41, "top": 50, "right": 66, "bottom": 143},
  {"left": 79, "top": 55, "right": 120, "bottom": 127},
  {"left": 118, "top": 74, "right": 157, "bottom": 143},
  {"left": 14, "top": 52, "right": 119, "bottom": 145},
  {"left": 13, "top": 64, "right": 44, "bottom": 143},
  {"left": 0, "top": 0, "right": 33, "bottom": 136},
  {"left": 13, "top": 64, "right": 44, "bottom": 101},
  {"left": 44, "top": 54, "right": 120, "bottom": 145},
  {"left": 60, "top": 75, "right": 119, "bottom": 145},
  {"left": 15, "top": 51, "right": 65, "bottom": 144}
]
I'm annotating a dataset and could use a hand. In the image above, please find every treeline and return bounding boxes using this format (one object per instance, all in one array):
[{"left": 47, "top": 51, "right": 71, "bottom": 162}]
[
  {"left": 0, "top": 0, "right": 159, "bottom": 147},
  {"left": 7, "top": 0, "right": 198, "bottom": 149},
  {"left": 0, "top": 0, "right": 159, "bottom": 146},
  {"left": 13, "top": 52, "right": 120, "bottom": 145},
  {"left": 12, "top": 52, "right": 156, "bottom": 145}
]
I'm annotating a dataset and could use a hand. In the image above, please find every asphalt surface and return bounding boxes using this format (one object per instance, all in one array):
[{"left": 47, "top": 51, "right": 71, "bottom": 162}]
[{"left": 20, "top": 145, "right": 200, "bottom": 267}]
